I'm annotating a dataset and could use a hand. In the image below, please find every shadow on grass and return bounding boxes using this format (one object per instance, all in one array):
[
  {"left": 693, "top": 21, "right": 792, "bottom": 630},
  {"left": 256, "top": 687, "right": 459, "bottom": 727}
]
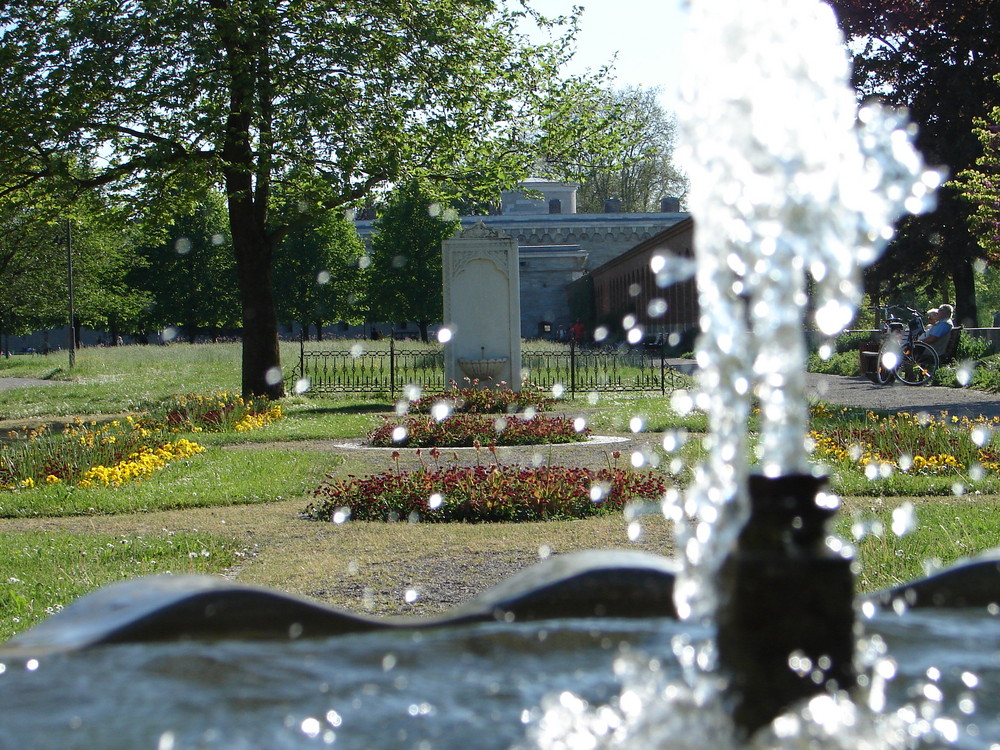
[{"left": 291, "top": 403, "right": 389, "bottom": 416}]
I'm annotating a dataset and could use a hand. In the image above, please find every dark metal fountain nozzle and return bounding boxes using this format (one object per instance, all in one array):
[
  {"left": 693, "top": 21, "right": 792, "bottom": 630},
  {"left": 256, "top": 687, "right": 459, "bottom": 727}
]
[{"left": 716, "top": 473, "right": 857, "bottom": 739}]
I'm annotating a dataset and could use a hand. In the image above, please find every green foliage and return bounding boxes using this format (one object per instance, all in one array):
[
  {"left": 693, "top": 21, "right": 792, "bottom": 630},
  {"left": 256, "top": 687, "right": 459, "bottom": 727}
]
[
  {"left": 831, "top": 0, "right": 1000, "bottom": 324},
  {"left": 305, "top": 464, "right": 667, "bottom": 523},
  {"left": 273, "top": 200, "right": 366, "bottom": 334},
  {"left": 131, "top": 192, "right": 240, "bottom": 337},
  {"left": 365, "top": 180, "right": 461, "bottom": 339},
  {"left": 955, "top": 90, "right": 1000, "bottom": 262}
]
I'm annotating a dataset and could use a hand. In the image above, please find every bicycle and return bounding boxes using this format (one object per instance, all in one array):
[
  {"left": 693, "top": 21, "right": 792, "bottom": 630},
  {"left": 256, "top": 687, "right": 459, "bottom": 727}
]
[{"left": 873, "top": 305, "right": 940, "bottom": 386}]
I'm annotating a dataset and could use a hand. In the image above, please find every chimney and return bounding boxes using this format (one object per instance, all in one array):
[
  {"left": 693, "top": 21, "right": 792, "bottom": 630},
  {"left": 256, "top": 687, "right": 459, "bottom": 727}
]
[
  {"left": 603, "top": 198, "right": 621, "bottom": 213},
  {"left": 660, "top": 197, "right": 681, "bottom": 213}
]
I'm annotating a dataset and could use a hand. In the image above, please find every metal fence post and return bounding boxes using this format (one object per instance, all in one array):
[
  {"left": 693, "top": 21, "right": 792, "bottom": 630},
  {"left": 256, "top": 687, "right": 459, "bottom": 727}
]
[
  {"left": 299, "top": 332, "right": 305, "bottom": 382},
  {"left": 570, "top": 339, "right": 576, "bottom": 396},
  {"left": 661, "top": 339, "right": 666, "bottom": 395},
  {"left": 390, "top": 337, "right": 396, "bottom": 395}
]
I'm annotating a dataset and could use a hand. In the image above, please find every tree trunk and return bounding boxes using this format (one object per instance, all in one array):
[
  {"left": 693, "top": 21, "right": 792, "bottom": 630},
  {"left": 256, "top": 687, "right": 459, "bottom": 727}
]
[
  {"left": 314, "top": 322, "right": 324, "bottom": 341},
  {"left": 952, "top": 255, "right": 979, "bottom": 327},
  {"left": 418, "top": 321, "right": 429, "bottom": 343}
]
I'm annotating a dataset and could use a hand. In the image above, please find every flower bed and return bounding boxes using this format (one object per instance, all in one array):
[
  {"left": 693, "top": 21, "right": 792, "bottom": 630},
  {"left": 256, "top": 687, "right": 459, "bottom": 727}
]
[
  {"left": 2, "top": 391, "right": 284, "bottom": 491},
  {"left": 306, "top": 464, "right": 668, "bottom": 523},
  {"left": 409, "top": 381, "right": 554, "bottom": 415},
  {"left": 368, "top": 413, "right": 588, "bottom": 448},
  {"left": 808, "top": 405, "right": 1000, "bottom": 475}
]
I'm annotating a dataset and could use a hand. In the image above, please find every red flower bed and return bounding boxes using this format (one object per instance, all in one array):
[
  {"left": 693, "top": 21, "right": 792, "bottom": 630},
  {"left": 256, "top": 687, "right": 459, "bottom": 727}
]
[
  {"left": 305, "top": 464, "right": 668, "bottom": 523},
  {"left": 409, "top": 382, "right": 554, "bottom": 415},
  {"left": 368, "top": 413, "right": 588, "bottom": 448}
]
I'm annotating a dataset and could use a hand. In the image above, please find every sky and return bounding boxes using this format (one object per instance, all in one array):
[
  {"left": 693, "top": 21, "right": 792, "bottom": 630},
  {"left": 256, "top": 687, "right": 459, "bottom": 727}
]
[{"left": 523, "top": 0, "right": 691, "bottom": 111}]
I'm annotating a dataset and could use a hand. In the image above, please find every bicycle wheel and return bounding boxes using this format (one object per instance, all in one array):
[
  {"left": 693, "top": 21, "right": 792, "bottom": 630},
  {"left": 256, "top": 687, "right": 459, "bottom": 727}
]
[{"left": 895, "top": 341, "right": 939, "bottom": 386}]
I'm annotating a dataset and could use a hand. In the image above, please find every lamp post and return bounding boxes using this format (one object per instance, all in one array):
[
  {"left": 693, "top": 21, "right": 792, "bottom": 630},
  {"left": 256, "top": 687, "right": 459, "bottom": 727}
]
[{"left": 66, "top": 219, "right": 75, "bottom": 368}]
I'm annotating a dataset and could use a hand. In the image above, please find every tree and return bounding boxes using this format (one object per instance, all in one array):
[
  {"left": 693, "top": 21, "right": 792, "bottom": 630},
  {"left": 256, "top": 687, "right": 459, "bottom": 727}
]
[
  {"left": 132, "top": 192, "right": 241, "bottom": 341},
  {"left": 956, "top": 91, "right": 1000, "bottom": 261},
  {"left": 0, "top": 1, "right": 629, "bottom": 397},
  {"left": 571, "top": 87, "right": 688, "bottom": 214},
  {"left": 830, "top": 1, "right": 1000, "bottom": 326},
  {"left": 365, "top": 180, "right": 461, "bottom": 342},
  {"left": 273, "top": 202, "right": 365, "bottom": 340}
]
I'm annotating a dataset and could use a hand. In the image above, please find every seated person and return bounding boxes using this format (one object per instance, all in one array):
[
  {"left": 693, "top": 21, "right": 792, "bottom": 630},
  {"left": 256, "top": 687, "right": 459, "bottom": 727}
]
[
  {"left": 918, "top": 303, "right": 954, "bottom": 357},
  {"left": 925, "top": 307, "right": 939, "bottom": 330}
]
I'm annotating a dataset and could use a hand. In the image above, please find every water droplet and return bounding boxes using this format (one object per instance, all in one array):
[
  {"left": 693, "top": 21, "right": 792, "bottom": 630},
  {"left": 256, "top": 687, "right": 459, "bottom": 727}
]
[
  {"left": 210, "top": 233, "right": 225, "bottom": 246},
  {"left": 495, "top": 417, "right": 509, "bottom": 432},
  {"left": 538, "top": 545, "right": 551, "bottom": 559},
  {"left": 551, "top": 384, "right": 565, "bottom": 398},
  {"left": 891, "top": 502, "right": 917, "bottom": 536},
  {"left": 316, "top": 270, "right": 331, "bottom": 285},
  {"left": 593, "top": 326, "right": 609, "bottom": 342},
  {"left": 293, "top": 378, "right": 310, "bottom": 394},
  {"left": 573, "top": 417, "right": 587, "bottom": 432},
  {"left": 622, "top": 314, "right": 637, "bottom": 330},
  {"left": 350, "top": 343, "right": 364, "bottom": 358},
  {"left": 265, "top": 367, "right": 282, "bottom": 386},
  {"left": 431, "top": 402, "right": 451, "bottom": 421},
  {"left": 163, "top": 327, "right": 178, "bottom": 342},
  {"left": 358, "top": 255, "right": 371, "bottom": 269},
  {"left": 630, "top": 451, "right": 645, "bottom": 468},
  {"left": 626, "top": 327, "right": 643, "bottom": 344},
  {"left": 627, "top": 522, "right": 642, "bottom": 541},
  {"left": 428, "top": 493, "right": 443, "bottom": 509},
  {"left": 957, "top": 362, "right": 974, "bottom": 386},
  {"left": 428, "top": 203, "right": 441, "bottom": 217},
  {"left": 404, "top": 384, "right": 422, "bottom": 401},
  {"left": 971, "top": 426, "right": 992, "bottom": 447},
  {"left": 332, "top": 507, "right": 351, "bottom": 524},
  {"left": 404, "top": 588, "right": 419, "bottom": 603},
  {"left": 648, "top": 299, "right": 668, "bottom": 317},
  {"left": 629, "top": 417, "right": 645, "bottom": 433},
  {"left": 391, "top": 254, "right": 407, "bottom": 268},
  {"left": 437, "top": 328, "right": 453, "bottom": 343},
  {"left": 174, "top": 237, "right": 192, "bottom": 255},
  {"left": 391, "top": 426, "right": 407, "bottom": 442}
]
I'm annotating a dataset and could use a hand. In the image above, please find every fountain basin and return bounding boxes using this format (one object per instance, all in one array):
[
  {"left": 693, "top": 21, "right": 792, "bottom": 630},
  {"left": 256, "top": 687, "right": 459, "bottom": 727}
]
[{"left": 457, "top": 357, "right": 508, "bottom": 381}]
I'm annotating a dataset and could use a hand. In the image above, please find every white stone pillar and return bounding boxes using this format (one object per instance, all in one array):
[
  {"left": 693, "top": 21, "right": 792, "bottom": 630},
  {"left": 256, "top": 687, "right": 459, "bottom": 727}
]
[{"left": 442, "top": 222, "right": 522, "bottom": 390}]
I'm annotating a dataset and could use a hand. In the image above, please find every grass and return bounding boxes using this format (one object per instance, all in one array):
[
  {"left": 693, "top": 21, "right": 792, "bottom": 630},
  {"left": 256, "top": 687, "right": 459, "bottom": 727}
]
[
  {"left": 0, "top": 529, "right": 242, "bottom": 641},
  {"left": 3, "top": 342, "right": 1000, "bottom": 642},
  {"left": 0, "top": 447, "right": 334, "bottom": 518}
]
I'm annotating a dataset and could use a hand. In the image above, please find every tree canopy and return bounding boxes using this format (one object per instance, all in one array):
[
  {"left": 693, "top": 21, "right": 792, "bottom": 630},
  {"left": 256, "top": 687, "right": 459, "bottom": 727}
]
[
  {"left": 365, "top": 180, "right": 461, "bottom": 341},
  {"left": 830, "top": 0, "right": 1000, "bottom": 324},
  {"left": 572, "top": 87, "right": 687, "bottom": 214},
  {"left": 0, "top": 0, "right": 629, "bottom": 396}
]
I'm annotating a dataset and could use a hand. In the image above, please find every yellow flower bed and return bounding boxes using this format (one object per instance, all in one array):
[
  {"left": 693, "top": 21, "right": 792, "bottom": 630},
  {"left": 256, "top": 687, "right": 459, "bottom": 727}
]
[
  {"left": 77, "top": 439, "right": 206, "bottom": 488},
  {"left": 234, "top": 404, "right": 284, "bottom": 432}
]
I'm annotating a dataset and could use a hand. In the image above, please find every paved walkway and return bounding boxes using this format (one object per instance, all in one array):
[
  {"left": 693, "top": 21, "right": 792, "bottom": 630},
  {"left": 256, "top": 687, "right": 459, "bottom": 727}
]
[
  {"left": 806, "top": 373, "right": 1000, "bottom": 420},
  {"left": 0, "top": 377, "right": 61, "bottom": 392}
]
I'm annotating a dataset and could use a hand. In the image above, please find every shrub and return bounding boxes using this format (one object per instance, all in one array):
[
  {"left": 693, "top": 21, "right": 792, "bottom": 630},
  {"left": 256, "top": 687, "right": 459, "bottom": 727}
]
[
  {"left": 367, "top": 413, "right": 588, "bottom": 448},
  {"left": 305, "top": 464, "right": 668, "bottom": 522}
]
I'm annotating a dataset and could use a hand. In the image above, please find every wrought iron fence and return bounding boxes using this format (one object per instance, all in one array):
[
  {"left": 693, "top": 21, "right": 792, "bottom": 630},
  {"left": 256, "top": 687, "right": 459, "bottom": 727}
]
[{"left": 292, "top": 339, "right": 687, "bottom": 395}]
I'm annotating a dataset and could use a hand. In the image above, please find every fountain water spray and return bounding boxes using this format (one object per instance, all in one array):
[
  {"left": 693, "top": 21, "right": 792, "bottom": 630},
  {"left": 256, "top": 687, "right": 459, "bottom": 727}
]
[{"left": 671, "top": 0, "right": 940, "bottom": 736}]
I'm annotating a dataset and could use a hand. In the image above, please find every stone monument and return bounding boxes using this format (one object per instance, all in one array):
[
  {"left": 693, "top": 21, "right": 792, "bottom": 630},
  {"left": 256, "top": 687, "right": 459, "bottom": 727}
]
[{"left": 442, "top": 221, "right": 521, "bottom": 389}]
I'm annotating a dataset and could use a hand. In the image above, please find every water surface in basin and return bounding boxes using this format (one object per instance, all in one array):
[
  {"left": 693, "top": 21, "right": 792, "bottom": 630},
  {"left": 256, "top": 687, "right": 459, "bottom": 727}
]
[{"left": 1, "top": 611, "right": 997, "bottom": 749}]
